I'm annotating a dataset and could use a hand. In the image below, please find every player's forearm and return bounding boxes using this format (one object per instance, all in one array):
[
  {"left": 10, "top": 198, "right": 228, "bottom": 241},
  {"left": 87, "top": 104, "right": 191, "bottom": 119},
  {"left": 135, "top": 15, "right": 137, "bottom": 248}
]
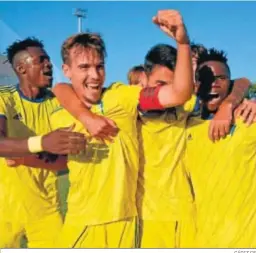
[
  {"left": 222, "top": 78, "right": 251, "bottom": 110},
  {"left": 174, "top": 43, "right": 194, "bottom": 101},
  {"left": 0, "top": 135, "right": 45, "bottom": 157},
  {"left": 158, "top": 43, "right": 193, "bottom": 107},
  {"left": 20, "top": 155, "right": 67, "bottom": 171},
  {"left": 0, "top": 137, "right": 32, "bottom": 157},
  {"left": 53, "top": 83, "right": 94, "bottom": 123}
]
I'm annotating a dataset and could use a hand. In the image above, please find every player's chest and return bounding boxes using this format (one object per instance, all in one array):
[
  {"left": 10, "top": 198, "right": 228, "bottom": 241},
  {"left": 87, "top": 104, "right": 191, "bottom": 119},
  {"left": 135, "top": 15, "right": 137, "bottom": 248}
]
[
  {"left": 186, "top": 125, "right": 249, "bottom": 166},
  {"left": 6, "top": 100, "right": 53, "bottom": 137},
  {"left": 140, "top": 108, "right": 187, "bottom": 135},
  {"left": 91, "top": 100, "right": 137, "bottom": 133}
]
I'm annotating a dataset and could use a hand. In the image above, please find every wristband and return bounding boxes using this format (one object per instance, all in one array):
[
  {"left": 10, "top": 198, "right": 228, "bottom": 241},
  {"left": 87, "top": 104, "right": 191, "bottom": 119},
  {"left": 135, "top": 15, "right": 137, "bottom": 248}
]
[{"left": 28, "top": 136, "right": 43, "bottom": 153}]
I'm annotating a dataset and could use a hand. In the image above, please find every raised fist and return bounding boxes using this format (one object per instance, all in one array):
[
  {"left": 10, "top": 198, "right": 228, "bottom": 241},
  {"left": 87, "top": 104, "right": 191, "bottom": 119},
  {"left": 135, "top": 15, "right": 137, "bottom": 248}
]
[{"left": 153, "top": 10, "right": 189, "bottom": 44}]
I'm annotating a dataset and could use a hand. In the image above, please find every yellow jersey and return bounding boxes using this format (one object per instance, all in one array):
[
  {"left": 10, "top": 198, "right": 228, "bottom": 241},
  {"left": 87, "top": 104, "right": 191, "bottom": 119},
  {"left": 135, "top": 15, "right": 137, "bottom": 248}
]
[
  {"left": 186, "top": 117, "right": 256, "bottom": 247},
  {"left": 0, "top": 85, "right": 60, "bottom": 223},
  {"left": 136, "top": 96, "right": 197, "bottom": 221},
  {"left": 50, "top": 83, "right": 141, "bottom": 227}
]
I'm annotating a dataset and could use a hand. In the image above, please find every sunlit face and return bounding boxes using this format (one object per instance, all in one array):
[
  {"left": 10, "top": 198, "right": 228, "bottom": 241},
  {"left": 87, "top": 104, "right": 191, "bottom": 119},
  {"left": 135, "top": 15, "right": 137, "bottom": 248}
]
[
  {"left": 63, "top": 47, "right": 105, "bottom": 105},
  {"left": 20, "top": 47, "right": 53, "bottom": 88},
  {"left": 197, "top": 61, "right": 230, "bottom": 112},
  {"left": 147, "top": 65, "right": 174, "bottom": 88}
]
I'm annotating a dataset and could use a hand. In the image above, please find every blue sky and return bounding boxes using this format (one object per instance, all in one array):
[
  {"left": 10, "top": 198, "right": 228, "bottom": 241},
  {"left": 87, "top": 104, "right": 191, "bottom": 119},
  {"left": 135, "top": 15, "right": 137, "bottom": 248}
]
[{"left": 1, "top": 1, "right": 256, "bottom": 86}]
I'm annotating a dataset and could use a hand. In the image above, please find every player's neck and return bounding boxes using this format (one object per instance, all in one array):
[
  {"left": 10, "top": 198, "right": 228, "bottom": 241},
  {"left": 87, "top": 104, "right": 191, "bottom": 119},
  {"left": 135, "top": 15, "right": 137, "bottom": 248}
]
[
  {"left": 18, "top": 82, "right": 45, "bottom": 100},
  {"left": 81, "top": 93, "right": 105, "bottom": 109}
]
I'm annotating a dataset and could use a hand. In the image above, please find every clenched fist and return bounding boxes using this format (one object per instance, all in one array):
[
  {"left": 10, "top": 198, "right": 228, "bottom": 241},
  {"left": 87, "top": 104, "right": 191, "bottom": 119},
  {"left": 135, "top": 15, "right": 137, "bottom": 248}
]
[{"left": 153, "top": 10, "right": 189, "bottom": 45}]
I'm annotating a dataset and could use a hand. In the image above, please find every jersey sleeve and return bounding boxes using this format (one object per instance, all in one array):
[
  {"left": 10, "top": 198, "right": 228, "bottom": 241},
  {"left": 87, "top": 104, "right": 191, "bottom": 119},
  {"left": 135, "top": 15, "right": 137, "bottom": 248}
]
[
  {"left": 112, "top": 83, "right": 142, "bottom": 116},
  {"left": 0, "top": 96, "right": 8, "bottom": 119},
  {"left": 183, "top": 95, "right": 199, "bottom": 113}
]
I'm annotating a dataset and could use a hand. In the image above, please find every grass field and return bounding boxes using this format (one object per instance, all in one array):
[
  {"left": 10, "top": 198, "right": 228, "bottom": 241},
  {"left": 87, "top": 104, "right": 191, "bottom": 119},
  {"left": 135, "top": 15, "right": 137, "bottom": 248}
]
[{"left": 21, "top": 174, "right": 69, "bottom": 248}]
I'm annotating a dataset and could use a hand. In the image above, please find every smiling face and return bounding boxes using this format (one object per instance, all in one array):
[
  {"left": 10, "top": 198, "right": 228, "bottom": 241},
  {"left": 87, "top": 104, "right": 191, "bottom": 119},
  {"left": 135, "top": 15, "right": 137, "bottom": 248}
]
[
  {"left": 63, "top": 46, "right": 105, "bottom": 105},
  {"left": 197, "top": 60, "right": 231, "bottom": 111},
  {"left": 17, "top": 46, "right": 53, "bottom": 88}
]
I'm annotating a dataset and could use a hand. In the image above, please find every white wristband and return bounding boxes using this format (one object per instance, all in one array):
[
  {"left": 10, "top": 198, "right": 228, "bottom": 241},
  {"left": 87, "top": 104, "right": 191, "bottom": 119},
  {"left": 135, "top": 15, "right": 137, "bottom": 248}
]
[{"left": 28, "top": 136, "right": 43, "bottom": 153}]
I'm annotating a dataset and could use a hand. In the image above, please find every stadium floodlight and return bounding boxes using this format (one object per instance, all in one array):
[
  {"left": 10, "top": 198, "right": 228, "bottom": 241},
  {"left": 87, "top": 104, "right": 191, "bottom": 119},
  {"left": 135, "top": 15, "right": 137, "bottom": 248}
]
[{"left": 73, "top": 8, "right": 87, "bottom": 33}]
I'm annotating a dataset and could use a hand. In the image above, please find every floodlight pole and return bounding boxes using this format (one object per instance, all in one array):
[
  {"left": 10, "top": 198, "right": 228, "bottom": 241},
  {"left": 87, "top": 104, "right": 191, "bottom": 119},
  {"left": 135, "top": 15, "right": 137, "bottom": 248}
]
[
  {"left": 78, "top": 17, "right": 82, "bottom": 33},
  {"left": 73, "top": 8, "right": 86, "bottom": 33}
]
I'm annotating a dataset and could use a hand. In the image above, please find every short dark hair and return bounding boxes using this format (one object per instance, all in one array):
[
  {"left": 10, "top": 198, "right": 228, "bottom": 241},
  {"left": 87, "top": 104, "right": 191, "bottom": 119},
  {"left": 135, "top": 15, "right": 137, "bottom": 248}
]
[
  {"left": 196, "top": 48, "right": 230, "bottom": 79},
  {"left": 127, "top": 65, "right": 145, "bottom": 84},
  {"left": 61, "top": 33, "right": 106, "bottom": 64},
  {"left": 191, "top": 42, "right": 207, "bottom": 56},
  {"left": 6, "top": 37, "right": 44, "bottom": 65},
  {"left": 144, "top": 44, "right": 177, "bottom": 74}
]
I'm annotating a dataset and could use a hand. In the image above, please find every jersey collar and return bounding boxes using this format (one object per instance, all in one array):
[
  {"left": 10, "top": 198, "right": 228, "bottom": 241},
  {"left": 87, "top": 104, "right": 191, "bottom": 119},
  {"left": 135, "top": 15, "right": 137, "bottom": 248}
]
[{"left": 16, "top": 84, "right": 49, "bottom": 103}]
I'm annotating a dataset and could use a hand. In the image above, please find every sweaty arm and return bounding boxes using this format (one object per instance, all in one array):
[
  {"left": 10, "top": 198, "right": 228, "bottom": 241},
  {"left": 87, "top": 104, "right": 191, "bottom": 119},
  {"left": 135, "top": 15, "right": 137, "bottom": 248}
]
[
  {"left": 6, "top": 153, "right": 67, "bottom": 171},
  {"left": 0, "top": 116, "right": 86, "bottom": 157},
  {"left": 221, "top": 78, "right": 250, "bottom": 110}
]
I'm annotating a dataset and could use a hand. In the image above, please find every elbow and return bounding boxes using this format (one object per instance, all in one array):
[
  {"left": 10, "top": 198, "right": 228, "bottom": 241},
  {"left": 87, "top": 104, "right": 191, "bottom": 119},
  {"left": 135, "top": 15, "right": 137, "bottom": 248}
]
[
  {"left": 158, "top": 83, "right": 193, "bottom": 108},
  {"left": 163, "top": 93, "right": 192, "bottom": 108},
  {"left": 175, "top": 90, "right": 193, "bottom": 106}
]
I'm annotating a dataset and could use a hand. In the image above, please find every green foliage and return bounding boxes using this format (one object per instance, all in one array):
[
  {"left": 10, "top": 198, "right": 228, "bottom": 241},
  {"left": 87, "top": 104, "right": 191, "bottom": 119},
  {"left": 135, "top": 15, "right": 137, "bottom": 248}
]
[{"left": 248, "top": 84, "right": 256, "bottom": 99}]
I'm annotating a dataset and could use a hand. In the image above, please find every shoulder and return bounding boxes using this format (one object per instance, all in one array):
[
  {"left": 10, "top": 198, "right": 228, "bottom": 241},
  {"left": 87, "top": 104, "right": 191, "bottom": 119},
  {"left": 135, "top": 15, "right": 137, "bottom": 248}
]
[
  {"left": 102, "top": 82, "right": 141, "bottom": 109},
  {"left": 107, "top": 82, "right": 127, "bottom": 90},
  {"left": 0, "top": 85, "right": 17, "bottom": 94},
  {"left": 43, "top": 88, "right": 58, "bottom": 104},
  {"left": 0, "top": 85, "right": 17, "bottom": 98},
  {"left": 0, "top": 85, "right": 18, "bottom": 107},
  {"left": 107, "top": 82, "right": 141, "bottom": 94},
  {"left": 44, "top": 89, "right": 61, "bottom": 110}
]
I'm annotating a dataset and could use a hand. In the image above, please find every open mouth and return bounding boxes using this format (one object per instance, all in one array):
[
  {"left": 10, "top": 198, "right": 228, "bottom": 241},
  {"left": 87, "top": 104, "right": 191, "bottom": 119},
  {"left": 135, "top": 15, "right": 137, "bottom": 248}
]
[
  {"left": 85, "top": 84, "right": 101, "bottom": 90},
  {"left": 206, "top": 93, "right": 221, "bottom": 104},
  {"left": 43, "top": 72, "right": 53, "bottom": 79},
  {"left": 208, "top": 93, "right": 219, "bottom": 99}
]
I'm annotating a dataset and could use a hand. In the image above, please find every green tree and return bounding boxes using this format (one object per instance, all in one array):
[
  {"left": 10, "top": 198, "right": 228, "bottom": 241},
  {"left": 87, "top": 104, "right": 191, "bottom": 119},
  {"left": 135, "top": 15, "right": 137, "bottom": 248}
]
[{"left": 248, "top": 83, "right": 256, "bottom": 99}]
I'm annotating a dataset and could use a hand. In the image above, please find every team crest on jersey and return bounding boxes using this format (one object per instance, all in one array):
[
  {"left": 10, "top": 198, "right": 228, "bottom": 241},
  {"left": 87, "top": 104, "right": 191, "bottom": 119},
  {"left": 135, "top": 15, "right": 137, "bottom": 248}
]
[{"left": 13, "top": 113, "right": 23, "bottom": 120}]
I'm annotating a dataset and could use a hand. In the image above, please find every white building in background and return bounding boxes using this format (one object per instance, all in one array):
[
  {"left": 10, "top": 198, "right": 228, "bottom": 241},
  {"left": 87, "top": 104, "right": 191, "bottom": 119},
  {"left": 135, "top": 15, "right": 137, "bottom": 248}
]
[{"left": 0, "top": 54, "right": 17, "bottom": 85}]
